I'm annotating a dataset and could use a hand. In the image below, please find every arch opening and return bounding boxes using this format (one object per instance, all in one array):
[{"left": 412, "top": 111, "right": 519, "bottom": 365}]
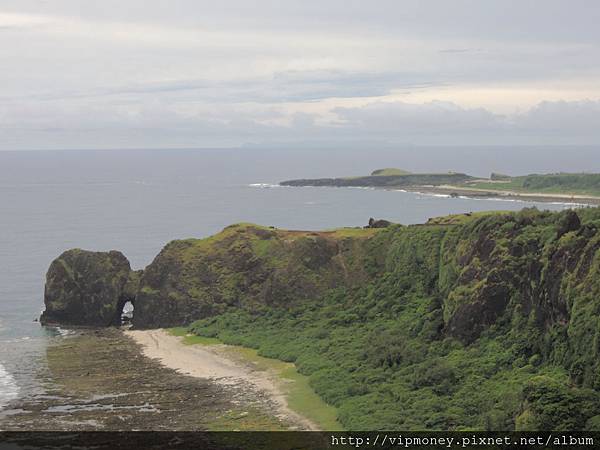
[{"left": 120, "top": 300, "right": 134, "bottom": 327}]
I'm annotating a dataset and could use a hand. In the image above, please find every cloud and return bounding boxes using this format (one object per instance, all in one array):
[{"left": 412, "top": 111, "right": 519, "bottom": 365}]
[
  {"left": 0, "top": 12, "right": 49, "bottom": 29},
  {"left": 515, "top": 100, "right": 600, "bottom": 136},
  {"left": 2, "top": 98, "right": 600, "bottom": 149},
  {"left": 332, "top": 101, "right": 503, "bottom": 135},
  {"left": 0, "top": 2, "right": 600, "bottom": 149}
]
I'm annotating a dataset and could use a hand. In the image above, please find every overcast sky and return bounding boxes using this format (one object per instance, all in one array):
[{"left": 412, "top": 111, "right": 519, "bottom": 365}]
[{"left": 1, "top": 0, "right": 599, "bottom": 150}]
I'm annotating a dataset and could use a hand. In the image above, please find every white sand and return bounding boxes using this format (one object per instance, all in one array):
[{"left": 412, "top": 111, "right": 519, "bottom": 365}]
[{"left": 125, "top": 329, "right": 318, "bottom": 430}]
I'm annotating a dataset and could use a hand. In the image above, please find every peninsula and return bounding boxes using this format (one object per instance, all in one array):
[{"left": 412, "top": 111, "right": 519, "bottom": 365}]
[
  {"left": 39, "top": 208, "right": 600, "bottom": 431},
  {"left": 280, "top": 169, "right": 600, "bottom": 204}
]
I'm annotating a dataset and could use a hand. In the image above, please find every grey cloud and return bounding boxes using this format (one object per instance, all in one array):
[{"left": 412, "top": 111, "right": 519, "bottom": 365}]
[
  {"left": 1, "top": 1, "right": 599, "bottom": 150},
  {"left": 332, "top": 101, "right": 504, "bottom": 135},
  {"left": 4, "top": 71, "right": 444, "bottom": 104},
  {"left": 3, "top": 99, "right": 600, "bottom": 149},
  {"left": 3, "top": 0, "right": 599, "bottom": 43},
  {"left": 515, "top": 100, "right": 600, "bottom": 137}
]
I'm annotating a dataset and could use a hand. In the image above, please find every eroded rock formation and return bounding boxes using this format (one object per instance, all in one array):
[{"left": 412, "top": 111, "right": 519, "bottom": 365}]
[{"left": 41, "top": 249, "right": 140, "bottom": 327}]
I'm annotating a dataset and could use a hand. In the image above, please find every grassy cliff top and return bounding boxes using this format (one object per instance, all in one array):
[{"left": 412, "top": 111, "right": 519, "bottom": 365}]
[{"left": 371, "top": 168, "right": 412, "bottom": 176}]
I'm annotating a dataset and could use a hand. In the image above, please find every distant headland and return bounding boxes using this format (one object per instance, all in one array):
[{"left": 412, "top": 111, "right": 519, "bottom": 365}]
[{"left": 280, "top": 169, "right": 600, "bottom": 205}]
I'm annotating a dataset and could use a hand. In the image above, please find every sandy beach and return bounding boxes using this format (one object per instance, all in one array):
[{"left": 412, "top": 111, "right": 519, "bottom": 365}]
[{"left": 126, "top": 329, "right": 319, "bottom": 431}]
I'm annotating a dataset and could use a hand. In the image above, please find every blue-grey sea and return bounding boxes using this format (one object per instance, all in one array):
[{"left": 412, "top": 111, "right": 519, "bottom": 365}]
[{"left": 1, "top": 146, "right": 599, "bottom": 411}]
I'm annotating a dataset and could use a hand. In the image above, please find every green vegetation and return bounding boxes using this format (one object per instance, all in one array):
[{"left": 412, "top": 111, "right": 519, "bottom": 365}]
[
  {"left": 280, "top": 171, "right": 475, "bottom": 188},
  {"left": 469, "top": 173, "right": 600, "bottom": 197},
  {"left": 371, "top": 168, "right": 412, "bottom": 176},
  {"left": 135, "top": 223, "right": 380, "bottom": 328},
  {"left": 172, "top": 208, "right": 600, "bottom": 430},
  {"left": 280, "top": 169, "right": 600, "bottom": 199},
  {"left": 168, "top": 327, "right": 221, "bottom": 345},
  {"left": 166, "top": 328, "right": 342, "bottom": 430}
]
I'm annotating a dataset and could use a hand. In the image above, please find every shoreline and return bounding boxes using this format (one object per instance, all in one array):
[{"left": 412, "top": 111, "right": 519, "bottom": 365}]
[
  {"left": 126, "top": 329, "right": 323, "bottom": 431},
  {"left": 278, "top": 183, "right": 599, "bottom": 206},
  {"left": 0, "top": 328, "right": 242, "bottom": 431},
  {"left": 422, "top": 185, "right": 600, "bottom": 205}
]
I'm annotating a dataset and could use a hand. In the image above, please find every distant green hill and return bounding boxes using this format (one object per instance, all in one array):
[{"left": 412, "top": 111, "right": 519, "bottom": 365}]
[
  {"left": 280, "top": 171, "right": 475, "bottom": 188},
  {"left": 371, "top": 168, "right": 412, "bottom": 176}
]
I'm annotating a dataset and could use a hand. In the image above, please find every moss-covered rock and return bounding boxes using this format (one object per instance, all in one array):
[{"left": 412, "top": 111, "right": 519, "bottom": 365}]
[
  {"left": 40, "top": 249, "right": 138, "bottom": 327},
  {"left": 133, "top": 224, "right": 376, "bottom": 328}
]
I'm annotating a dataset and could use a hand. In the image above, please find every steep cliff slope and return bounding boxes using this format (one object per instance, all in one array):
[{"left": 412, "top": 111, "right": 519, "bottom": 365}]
[
  {"left": 184, "top": 208, "right": 600, "bottom": 430},
  {"left": 133, "top": 224, "right": 378, "bottom": 328}
]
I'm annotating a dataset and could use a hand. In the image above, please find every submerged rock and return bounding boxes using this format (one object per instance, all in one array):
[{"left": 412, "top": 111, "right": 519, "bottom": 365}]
[{"left": 40, "top": 249, "right": 139, "bottom": 327}]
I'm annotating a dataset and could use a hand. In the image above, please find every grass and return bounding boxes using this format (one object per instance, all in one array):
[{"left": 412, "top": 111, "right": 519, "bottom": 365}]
[
  {"left": 168, "top": 327, "right": 221, "bottom": 345},
  {"left": 467, "top": 174, "right": 600, "bottom": 197},
  {"left": 425, "top": 210, "right": 511, "bottom": 226},
  {"left": 325, "top": 227, "right": 383, "bottom": 238},
  {"left": 371, "top": 168, "right": 412, "bottom": 176},
  {"left": 167, "top": 327, "right": 343, "bottom": 430},
  {"left": 205, "top": 406, "right": 289, "bottom": 431}
]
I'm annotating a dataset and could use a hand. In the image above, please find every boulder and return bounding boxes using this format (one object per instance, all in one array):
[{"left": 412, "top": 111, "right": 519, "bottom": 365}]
[
  {"left": 40, "top": 249, "right": 138, "bottom": 327},
  {"left": 366, "top": 218, "right": 392, "bottom": 228}
]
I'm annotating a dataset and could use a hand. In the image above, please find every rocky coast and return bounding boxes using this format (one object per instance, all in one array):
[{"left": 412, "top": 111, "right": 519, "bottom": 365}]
[{"left": 0, "top": 328, "right": 293, "bottom": 431}]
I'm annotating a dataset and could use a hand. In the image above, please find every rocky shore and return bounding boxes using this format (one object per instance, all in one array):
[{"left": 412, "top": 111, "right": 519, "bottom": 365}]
[{"left": 0, "top": 328, "right": 291, "bottom": 431}]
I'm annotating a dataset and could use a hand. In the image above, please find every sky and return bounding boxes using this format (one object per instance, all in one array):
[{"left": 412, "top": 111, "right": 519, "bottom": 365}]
[{"left": 1, "top": 0, "right": 599, "bottom": 150}]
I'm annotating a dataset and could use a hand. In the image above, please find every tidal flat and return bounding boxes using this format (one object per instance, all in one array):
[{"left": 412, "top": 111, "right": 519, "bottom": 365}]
[{"left": 0, "top": 329, "right": 290, "bottom": 431}]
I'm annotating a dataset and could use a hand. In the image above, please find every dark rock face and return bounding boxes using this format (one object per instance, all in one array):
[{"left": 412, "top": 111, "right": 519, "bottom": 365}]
[
  {"left": 556, "top": 210, "right": 581, "bottom": 238},
  {"left": 40, "top": 249, "right": 138, "bottom": 327},
  {"left": 366, "top": 218, "right": 392, "bottom": 228},
  {"left": 446, "top": 280, "right": 510, "bottom": 343}
]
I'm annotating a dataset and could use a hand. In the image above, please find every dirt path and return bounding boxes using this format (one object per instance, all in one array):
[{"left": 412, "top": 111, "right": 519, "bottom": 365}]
[{"left": 126, "top": 329, "right": 319, "bottom": 431}]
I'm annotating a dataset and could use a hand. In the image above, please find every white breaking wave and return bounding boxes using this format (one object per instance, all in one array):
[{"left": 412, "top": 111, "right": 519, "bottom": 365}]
[
  {"left": 55, "top": 327, "right": 76, "bottom": 337},
  {"left": 248, "top": 183, "right": 281, "bottom": 188},
  {"left": 401, "top": 189, "right": 585, "bottom": 207},
  {"left": 0, "top": 362, "right": 19, "bottom": 410}
]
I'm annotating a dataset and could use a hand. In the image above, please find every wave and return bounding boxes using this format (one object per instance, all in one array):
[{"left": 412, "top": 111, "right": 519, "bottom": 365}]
[
  {"left": 55, "top": 327, "right": 76, "bottom": 337},
  {"left": 248, "top": 183, "right": 281, "bottom": 188},
  {"left": 0, "top": 362, "right": 19, "bottom": 410},
  {"left": 399, "top": 189, "right": 586, "bottom": 207}
]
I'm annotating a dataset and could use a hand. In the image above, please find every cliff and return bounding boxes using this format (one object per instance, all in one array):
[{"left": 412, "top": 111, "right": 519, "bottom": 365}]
[
  {"left": 133, "top": 224, "right": 376, "bottom": 328},
  {"left": 41, "top": 208, "right": 600, "bottom": 429}
]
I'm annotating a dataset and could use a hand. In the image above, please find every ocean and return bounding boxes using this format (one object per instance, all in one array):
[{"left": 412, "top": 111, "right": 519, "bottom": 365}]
[{"left": 1, "top": 145, "right": 599, "bottom": 413}]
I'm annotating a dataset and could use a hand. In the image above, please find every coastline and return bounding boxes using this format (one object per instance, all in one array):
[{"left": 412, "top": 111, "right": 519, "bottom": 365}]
[
  {"left": 420, "top": 185, "right": 600, "bottom": 205},
  {"left": 126, "top": 329, "right": 327, "bottom": 431},
  {"left": 0, "top": 328, "right": 288, "bottom": 431},
  {"left": 305, "top": 184, "right": 599, "bottom": 206},
  {"left": 274, "top": 181, "right": 600, "bottom": 205}
]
